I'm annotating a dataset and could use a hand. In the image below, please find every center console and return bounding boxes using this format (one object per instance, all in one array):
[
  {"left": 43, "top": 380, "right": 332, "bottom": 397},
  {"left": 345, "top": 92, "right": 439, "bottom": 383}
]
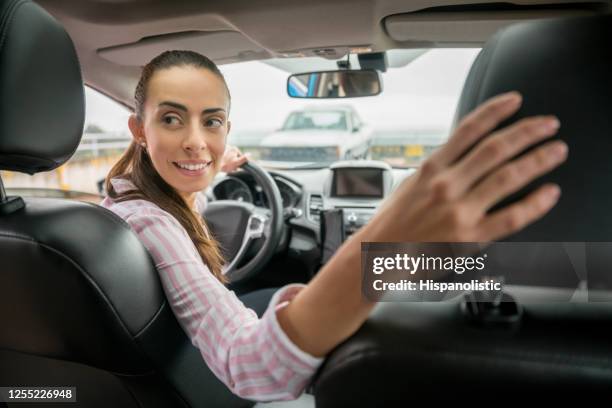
[{"left": 319, "top": 161, "right": 393, "bottom": 257}]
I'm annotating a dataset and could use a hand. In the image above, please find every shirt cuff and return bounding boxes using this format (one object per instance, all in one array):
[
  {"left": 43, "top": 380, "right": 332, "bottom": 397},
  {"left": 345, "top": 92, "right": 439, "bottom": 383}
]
[{"left": 264, "top": 283, "right": 325, "bottom": 372}]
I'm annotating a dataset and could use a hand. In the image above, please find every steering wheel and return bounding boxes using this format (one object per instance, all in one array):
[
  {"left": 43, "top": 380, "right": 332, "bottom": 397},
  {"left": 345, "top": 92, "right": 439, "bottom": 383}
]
[{"left": 202, "top": 161, "right": 285, "bottom": 283}]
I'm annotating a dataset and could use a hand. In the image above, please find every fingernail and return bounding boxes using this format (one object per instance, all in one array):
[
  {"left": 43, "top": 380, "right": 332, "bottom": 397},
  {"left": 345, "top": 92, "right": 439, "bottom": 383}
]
[
  {"left": 542, "top": 117, "right": 560, "bottom": 131},
  {"left": 550, "top": 142, "right": 568, "bottom": 159},
  {"left": 548, "top": 185, "right": 561, "bottom": 202},
  {"left": 501, "top": 91, "right": 522, "bottom": 105}
]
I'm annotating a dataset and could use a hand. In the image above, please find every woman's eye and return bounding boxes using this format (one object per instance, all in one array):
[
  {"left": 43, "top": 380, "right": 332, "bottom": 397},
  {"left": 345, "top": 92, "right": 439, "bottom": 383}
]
[
  {"left": 205, "top": 118, "right": 223, "bottom": 128},
  {"left": 162, "top": 115, "right": 181, "bottom": 125}
]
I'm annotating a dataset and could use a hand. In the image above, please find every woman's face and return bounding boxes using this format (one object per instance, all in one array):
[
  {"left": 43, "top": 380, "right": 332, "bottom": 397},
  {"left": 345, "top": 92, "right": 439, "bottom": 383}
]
[{"left": 131, "top": 65, "right": 230, "bottom": 204}]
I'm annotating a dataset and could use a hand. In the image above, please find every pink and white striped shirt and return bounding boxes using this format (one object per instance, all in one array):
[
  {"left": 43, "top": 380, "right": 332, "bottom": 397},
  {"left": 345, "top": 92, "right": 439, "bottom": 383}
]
[{"left": 100, "top": 177, "right": 323, "bottom": 402}]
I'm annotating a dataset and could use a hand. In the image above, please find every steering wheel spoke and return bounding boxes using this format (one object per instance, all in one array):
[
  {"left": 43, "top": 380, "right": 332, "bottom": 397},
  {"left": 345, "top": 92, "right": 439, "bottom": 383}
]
[
  {"left": 253, "top": 206, "right": 271, "bottom": 217},
  {"left": 221, "top": 213, "right": 266, "bottom": 275},
  {"left": 252, "top": 207, "right": 272, "bottom": 237},
  {"left": 205, "top": 162, "right": 284, "bottom": 283}
]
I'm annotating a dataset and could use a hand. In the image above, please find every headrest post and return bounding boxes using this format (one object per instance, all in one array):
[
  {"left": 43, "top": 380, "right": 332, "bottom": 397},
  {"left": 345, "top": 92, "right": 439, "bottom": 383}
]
[
  {"left": 0, "top": 173, "right": 25, "bottom": 214},
  {"left": 0, "top": 175, "right": 5, "bottom": 202}
]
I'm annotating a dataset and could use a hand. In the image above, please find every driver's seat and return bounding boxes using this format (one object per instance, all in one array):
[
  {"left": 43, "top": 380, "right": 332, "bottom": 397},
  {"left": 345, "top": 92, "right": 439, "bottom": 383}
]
[{"left": 0, "top": 1, "right": 252, "bottom": 407}]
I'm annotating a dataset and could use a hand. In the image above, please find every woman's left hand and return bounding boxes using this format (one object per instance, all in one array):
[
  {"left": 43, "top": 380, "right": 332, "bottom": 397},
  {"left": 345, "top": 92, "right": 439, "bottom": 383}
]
[{"left": 220, "top": 145, "right": 249, "bottom": 173}]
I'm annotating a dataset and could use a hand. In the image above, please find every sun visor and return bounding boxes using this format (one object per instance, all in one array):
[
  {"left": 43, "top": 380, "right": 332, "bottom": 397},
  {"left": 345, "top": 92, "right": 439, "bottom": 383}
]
[
  {"left": 384, "top": 7, "right": 599, "bottom": 44},
  {"left": 97, "top": 30, "right": 271, "bottom": 65}
]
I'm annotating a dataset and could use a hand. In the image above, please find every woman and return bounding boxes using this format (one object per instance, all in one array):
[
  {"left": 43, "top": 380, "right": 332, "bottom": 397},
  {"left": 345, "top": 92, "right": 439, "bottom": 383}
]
[{"left": 101, "top": 50, "right": 567, "bottom": 402}]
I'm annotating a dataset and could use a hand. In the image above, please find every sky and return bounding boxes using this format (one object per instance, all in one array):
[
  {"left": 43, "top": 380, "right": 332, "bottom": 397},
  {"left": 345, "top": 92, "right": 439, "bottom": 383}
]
[{"left": 84, "top": 48, "right": 481, "bottom": 138}]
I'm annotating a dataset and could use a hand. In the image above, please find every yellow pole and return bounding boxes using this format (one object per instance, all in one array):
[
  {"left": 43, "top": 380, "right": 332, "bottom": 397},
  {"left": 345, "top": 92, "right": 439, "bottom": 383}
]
[{"left": 56, "top": 165, "right": 71, "bottom": 191}]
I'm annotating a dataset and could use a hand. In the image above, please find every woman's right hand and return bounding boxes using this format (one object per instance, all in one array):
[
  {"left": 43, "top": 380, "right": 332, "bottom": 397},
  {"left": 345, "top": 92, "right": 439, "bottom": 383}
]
[
  {"left": 278, "top": 91, "right": 569, "bottom": 358},
  {"left": 366, "top": 91, "right": 568, "bottom": 243}
]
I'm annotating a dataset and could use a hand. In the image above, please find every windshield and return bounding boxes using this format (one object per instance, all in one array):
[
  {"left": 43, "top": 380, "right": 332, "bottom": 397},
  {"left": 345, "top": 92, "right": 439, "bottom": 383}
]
[
  {"left": 0, "top": 48, "right": 480, "bottom": 195},
  {"left": 282, "top": 111, "right": 348, "bottom": 131},
  {"left": 222, "top": 48, "right": 480, "bottom": 169}
]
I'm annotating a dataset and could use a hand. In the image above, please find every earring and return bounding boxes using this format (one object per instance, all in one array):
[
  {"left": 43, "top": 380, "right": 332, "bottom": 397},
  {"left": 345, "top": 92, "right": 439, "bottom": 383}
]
[{"left": 140, "top": 141, "right": 146, "bottom": 148}]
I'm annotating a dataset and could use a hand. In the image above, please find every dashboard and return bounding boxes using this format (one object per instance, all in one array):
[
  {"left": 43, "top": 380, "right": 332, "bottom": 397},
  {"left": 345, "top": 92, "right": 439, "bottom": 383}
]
[
  {"left": 206, "top": 160, "right": 416, "bottom": 284},
  {"left": 208, "top": 160, "right": 415, "bottom": 240}
]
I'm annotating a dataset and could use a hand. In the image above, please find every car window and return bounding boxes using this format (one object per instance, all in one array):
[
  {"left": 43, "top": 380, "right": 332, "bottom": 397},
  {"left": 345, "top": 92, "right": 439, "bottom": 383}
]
[
  {"left": 352, "top": 113, "right": 361, "bottom": 130},
  {"left": 283, "top": 111, "right": 348, "bottom": 131},
  {"left": 0, "top": 87, "right": 130, "bottom": 198},
  {"left": 222, "top": 48, "right": 480, "bottom": 168}
]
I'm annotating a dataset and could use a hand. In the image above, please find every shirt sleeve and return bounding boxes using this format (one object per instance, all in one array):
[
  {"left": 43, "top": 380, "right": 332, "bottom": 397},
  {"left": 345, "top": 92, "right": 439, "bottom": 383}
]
[{"left": 124, "top": 207, "right": 324, "bottom": 402}]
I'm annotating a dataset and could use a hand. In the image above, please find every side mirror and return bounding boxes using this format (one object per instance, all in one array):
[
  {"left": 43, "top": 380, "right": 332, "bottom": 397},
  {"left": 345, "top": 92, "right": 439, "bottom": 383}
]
[{"left": 287, "top": 69, "right": 382, "bottom": 98}]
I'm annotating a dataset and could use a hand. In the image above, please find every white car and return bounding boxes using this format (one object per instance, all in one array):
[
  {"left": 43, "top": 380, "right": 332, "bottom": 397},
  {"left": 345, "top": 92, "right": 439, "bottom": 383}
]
[{"left": 258, "top": 106, "right": 372, "bottom": 163}]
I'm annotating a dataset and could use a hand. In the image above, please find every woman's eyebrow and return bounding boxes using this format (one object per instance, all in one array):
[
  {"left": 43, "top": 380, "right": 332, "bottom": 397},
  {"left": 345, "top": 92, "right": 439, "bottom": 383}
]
[
  {"left": 159, "top": 101, "right": 187, "bottom": 112},
  {"left": 202, "top": 108, "right": 226, "bottom": 115},
  {"left": 158, "top": 101, "right": 225, "bottom": 115}
]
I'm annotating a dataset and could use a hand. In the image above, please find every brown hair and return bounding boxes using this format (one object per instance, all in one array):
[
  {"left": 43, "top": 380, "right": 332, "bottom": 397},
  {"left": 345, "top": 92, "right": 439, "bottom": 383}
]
[{"left": 105, "top": 50, "right": 229, "bottom": 283}]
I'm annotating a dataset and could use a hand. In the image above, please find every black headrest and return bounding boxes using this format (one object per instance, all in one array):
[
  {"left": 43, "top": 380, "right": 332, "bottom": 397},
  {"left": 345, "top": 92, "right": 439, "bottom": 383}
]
[
  {"left": 455, "top": 14, "right": 612, "bottom": 241},
  {"left": 313, "top": 18, "right": 612, "bottom": 406},
  {"left": 0, "top": 0, "right": 84, "bottom": 175}
]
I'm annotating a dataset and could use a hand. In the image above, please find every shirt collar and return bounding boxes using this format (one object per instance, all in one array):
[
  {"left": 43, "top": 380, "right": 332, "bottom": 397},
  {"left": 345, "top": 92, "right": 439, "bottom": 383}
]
[
  {"left": 109, "top": 177, "right": 206, "bottom": 212},
  {"left": 109, "top": 177, "right": 137, "bottom": 194}
]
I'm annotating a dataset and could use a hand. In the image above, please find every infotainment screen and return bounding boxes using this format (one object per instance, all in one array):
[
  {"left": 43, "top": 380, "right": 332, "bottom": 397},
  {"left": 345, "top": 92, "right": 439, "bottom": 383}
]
[{"left": 331, "top": 168, "right": 383, "bottom": 198}]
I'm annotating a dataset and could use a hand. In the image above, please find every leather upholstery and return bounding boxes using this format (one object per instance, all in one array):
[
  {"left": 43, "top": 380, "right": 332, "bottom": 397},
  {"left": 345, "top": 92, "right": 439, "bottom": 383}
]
[
  {"left": 0, "top": 0, "right": 84, "bottom": 174},
  {"left": 0, "top": 0, "right": 252, "bottom": 406},
  {"left": 313, "top": 291, "right": 612, "bottom": 405},
  {"left": 313, "top": 14, "right": 612, "bottom": 405},
  {"left": 0, "top": 198, "right": 164, "bottom": 372},
  {"left": 455, "top": 14, "right": 612, "bottom": 242}
]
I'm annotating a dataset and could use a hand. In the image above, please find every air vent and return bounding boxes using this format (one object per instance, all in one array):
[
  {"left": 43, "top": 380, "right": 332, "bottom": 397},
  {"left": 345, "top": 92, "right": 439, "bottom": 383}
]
[{"left": 309, "top": 195, "right": 323, "bottom": 222}]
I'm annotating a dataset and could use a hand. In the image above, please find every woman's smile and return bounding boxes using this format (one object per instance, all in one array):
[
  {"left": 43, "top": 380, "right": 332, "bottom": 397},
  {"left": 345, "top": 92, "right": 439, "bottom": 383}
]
[{"left": 172, "top": 159, "right": 213, "bottom": 177}]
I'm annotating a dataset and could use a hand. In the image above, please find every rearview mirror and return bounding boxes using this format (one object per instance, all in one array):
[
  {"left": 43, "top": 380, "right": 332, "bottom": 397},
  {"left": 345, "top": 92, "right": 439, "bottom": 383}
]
[{"left": 287, "top": 70, "right": 382, "bottom": 98}]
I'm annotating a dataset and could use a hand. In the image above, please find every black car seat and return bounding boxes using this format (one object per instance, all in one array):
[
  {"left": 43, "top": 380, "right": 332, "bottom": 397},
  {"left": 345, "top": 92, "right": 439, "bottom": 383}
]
[
  {"left": 0, "top": 1, "right": 253, "bottom": 407},
  {"left": 312, "top": 13, "right": 612, "bottom": 406}
]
